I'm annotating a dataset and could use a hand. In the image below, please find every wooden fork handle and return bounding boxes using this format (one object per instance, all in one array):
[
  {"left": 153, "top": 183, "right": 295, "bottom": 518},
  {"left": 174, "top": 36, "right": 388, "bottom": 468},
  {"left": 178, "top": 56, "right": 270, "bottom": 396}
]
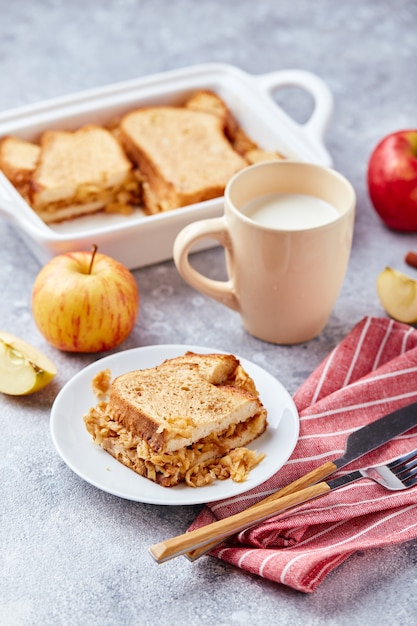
[
  {"left": 149, "top": 480, "right": 332, "bottom": 564},
  {"left": 186, "top": 459, "right": 338, "bottom": 561}
]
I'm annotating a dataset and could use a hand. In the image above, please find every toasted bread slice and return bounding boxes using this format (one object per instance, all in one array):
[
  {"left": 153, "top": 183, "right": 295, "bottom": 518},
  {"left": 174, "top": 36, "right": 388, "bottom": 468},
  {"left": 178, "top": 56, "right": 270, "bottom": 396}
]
[
  {"left": 0, "top": 136, "right": 41, "bottom": 201},
  {"left": 184, "top": 89, "right": 239, "bottom": 139},
  {"left": 245, "top": 148, "right": 286, "bottom": 164},
  {"left": 184, "top": 91, "right": 285, "bottom": 162},
  {"left": 164, "top": 351, "right": 240, "bottom": 384},
  {"left": 30, "top": 125, "right": 141, "bottom": 223},
  {"left": 119, "top": 106, "right": 248, "bottom": 214},
  {"left": 88, "top": 402, "right": 266, "bottom": 487},
  {"left": 108, "top": 361, "right": 264, "bottom": 453},
  {"left": 166, "top": 351, "right": 258, "bottom": 395},
  {"left": 184, "top": 90, "right": 259, "bottom": 157},
  {"left": 84, "top": 352, "right": 267, "bottom": 487}
]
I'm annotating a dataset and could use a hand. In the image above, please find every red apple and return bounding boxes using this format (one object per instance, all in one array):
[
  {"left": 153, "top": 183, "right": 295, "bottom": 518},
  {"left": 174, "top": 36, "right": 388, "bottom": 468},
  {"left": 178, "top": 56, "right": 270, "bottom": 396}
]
[
  {"left": 32, "top": 246, "right": 139, "bottom": 352},
  {"left": 367, "top": 130, "right": 417, "bottom": 231}
]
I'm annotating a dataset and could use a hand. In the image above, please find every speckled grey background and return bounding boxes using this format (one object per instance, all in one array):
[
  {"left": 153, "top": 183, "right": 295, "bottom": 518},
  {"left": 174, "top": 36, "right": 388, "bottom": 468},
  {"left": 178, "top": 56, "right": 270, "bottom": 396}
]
[{"left": 1, "top": 1, "right": 417, "bottom": 624}]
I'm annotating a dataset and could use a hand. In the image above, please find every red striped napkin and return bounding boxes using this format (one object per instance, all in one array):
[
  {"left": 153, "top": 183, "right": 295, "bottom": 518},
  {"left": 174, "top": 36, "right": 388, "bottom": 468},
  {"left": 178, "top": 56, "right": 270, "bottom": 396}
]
[{"left": 188, "top": 316, "right": 417, "bottom": 593}]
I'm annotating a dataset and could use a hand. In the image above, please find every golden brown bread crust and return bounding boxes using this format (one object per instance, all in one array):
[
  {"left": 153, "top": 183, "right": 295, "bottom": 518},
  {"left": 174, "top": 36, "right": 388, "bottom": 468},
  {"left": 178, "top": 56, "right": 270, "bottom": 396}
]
[
  {"left": 97, "top": 411, "right": 267, "bottom": 487},
  {"left": 1, "top": 90, "right": 286, "bottom": 224},
  {"left": 119, "top": 106, "right": 248, "bottom": 214},
  {"left": 0, "top": 136, "right": 41, "bottom": 201},
  {"left": 108, "top": 360, "right": 263, "bottom": 453},
  {"left": 183, "top": 91, "right": 287, "bottom": 163},
  {"left": 184, "top": 89, "right": 239, "bottom": 140},
  {"left": 0, "top": 126, "right": 142, "bottom": 223},
  {"left": 166, "top": 351, "right": 258, "bottom": 395},
  {"left": 163, "top": 351, "right": 240, "bottom": 384},
  {"left": 31, "top": 125, "right": 139, "bottom": 216},
  {"left": 84, "top": 351, "right": 268, "bottom": 487},
  {"left": 245, "top": 148, "right": 286, "bottom": 164}
]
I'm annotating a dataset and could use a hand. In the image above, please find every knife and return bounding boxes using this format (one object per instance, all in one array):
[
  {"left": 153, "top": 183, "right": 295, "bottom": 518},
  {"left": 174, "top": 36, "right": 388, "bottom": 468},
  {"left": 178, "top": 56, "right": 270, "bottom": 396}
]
[
  {"left": 150, "top": 446, "right": 417, "bottom": 564},
  {"left": 184, "top": 399, "right": 417, "bottom": 561}
]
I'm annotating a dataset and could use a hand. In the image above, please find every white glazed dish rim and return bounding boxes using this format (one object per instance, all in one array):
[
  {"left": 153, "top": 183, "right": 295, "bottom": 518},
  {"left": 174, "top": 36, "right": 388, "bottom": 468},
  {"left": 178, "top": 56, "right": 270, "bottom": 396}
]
[
  {"left": 50, "top": 344, "right": 300, "bottom": 505},
  {"left": 0, "top": 63, "right": 333, "bottom": 268}
]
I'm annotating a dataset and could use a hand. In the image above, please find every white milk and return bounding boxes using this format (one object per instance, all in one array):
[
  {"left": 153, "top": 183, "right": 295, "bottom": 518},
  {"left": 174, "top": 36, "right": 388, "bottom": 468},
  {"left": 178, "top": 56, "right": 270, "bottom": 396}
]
[{"left": 241, "top": 193, "right": 339, "bottom": 230}]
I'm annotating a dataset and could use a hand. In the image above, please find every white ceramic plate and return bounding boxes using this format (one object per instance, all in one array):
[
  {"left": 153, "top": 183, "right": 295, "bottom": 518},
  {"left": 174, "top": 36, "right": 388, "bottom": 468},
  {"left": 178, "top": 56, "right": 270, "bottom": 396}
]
[{"left": 50, "top": 344, "right": 299, "bottom": 505}]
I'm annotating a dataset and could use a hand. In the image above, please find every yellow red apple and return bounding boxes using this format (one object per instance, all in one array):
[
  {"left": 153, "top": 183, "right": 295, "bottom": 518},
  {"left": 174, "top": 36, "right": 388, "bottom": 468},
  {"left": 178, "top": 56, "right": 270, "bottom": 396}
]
[
  {"left": 367, "top": 130, "right": 417, "bottom": 231},
  {"left": 0, "top": 331, "right": 57, "bottom": 395},
  {"left": 377, "top": 267, "right": 417, "bottom": 323},
  {"left": 32, "top": 246, "right": 139, "bottom": 352}
]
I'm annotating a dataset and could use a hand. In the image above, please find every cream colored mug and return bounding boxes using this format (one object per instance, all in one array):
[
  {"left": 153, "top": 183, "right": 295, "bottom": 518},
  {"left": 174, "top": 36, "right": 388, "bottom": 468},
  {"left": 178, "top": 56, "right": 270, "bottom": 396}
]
[{"left": 173, "top": 161, "right": 356, "bottom": 344}]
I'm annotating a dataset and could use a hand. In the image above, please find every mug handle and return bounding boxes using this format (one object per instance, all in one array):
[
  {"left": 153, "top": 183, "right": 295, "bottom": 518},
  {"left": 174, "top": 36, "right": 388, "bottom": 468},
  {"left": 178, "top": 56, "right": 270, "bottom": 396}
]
[{"left": 173, "top": 218, "right": 240, "bottom": 312}]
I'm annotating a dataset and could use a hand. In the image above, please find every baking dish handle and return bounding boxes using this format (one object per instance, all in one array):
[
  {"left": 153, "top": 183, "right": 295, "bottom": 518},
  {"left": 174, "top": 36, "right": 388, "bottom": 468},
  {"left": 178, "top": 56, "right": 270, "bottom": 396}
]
[{"left": 254, "top": 69, "right": 333, "bottom": 144}]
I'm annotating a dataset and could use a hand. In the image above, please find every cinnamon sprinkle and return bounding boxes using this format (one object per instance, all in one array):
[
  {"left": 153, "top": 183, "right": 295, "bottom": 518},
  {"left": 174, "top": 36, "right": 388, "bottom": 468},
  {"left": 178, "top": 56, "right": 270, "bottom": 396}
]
[{"left": 405, "top": 251, "right": 417, "bottom": 270}]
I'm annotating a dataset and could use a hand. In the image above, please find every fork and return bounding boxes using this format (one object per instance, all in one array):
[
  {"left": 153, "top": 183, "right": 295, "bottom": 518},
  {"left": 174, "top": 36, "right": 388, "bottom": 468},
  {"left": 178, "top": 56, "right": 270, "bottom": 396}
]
[{"left": 149, "top": 448, "right": 417, "bottom": 564}]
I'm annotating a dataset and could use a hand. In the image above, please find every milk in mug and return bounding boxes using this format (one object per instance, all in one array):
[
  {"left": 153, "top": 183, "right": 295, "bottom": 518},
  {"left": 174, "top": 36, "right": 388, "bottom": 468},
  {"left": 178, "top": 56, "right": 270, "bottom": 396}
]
[{"left": 241, "top": 193, "right": 339, "bottom": 230}]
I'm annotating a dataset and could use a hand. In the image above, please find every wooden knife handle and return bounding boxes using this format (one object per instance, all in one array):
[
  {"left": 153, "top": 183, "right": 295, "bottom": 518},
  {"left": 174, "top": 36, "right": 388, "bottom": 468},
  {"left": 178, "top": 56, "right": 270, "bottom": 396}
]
[
  {"left": 149, "top": 480, "right": 332, "bottom": 564},
  {"left": 186, "top": 459, "right": 338, "bottom": 561}
]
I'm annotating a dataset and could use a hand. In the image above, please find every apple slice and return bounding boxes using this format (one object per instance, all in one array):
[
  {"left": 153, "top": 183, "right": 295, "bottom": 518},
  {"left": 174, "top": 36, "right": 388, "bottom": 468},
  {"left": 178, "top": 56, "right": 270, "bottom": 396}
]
[
  {"left": 377, "top": 267, "right": 417, "bottom": 323},
  {"left": 0, "top": 331, "right": 57, "bottom": 395}
]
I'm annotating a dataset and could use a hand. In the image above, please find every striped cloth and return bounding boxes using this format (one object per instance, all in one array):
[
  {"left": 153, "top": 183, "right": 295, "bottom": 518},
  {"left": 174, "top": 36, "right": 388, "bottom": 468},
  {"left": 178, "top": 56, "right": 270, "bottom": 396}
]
[{"left": 188, "top": 316, "right": 417, "bottom": 593}]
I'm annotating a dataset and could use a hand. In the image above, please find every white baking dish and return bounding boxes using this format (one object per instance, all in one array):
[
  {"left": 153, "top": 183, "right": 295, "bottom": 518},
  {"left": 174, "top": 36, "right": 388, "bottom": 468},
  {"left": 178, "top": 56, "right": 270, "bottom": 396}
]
[{"left": 0, "top": 63, "right": 334, "bottom": 269}]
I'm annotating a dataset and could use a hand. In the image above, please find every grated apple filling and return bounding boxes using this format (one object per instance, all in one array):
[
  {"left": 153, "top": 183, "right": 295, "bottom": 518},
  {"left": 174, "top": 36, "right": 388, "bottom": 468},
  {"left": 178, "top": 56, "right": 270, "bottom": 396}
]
[
  {"left": 37, "top": 172, "right": 142, "bottom": 217},
  {"left": 84, "top": 402, "right": 266, "bottom": 488}
]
